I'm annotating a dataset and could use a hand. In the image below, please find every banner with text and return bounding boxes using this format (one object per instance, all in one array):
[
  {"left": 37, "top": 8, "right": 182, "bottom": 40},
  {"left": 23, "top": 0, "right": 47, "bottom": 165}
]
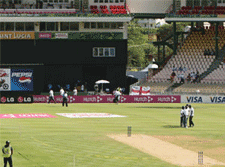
[
  {"left": 181, "top": 95, "right": 225, "bottom": 103},
  {"left": 0, "top": 32, "right": 35, "bottom": 40},
  {"left": 0, "top": 96, "right": 33, "bottom": 103},
  {"left": 33, "top": 95, "right": 180, "bottom": 103}
]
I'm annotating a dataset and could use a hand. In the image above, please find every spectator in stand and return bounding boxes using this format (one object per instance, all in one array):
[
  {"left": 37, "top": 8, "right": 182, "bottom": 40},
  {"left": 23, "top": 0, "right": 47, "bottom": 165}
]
[
  {"left": 178, "top": 66, "right": 183, "bottom": 72},
  {"left": 170, "top": 71, "right": 176, "bottom": 83},
  {"left": 178, "top": 73, "right": 185, "bottom": 83},
  {"left": 172, "top": 65, "right": 177, "bottom": 71},
  {"left": 183, "top": 66, "right": 187, "bottom": 73},
  {"left": 204, "top": 49, "right": 210, "bottom": 55},
  {"left": 210, "top": 49, "right": 215, "bottom": 55},
  {"left": 196, "top": 70, "right": 199, "bottom": 76},
  {"left": 187, "top": 73, "right": 191, "bottom": 83},
  {"left": 193, "top": 72, "right": 199, "bottom": 83},
  {"left": 190, "top": 71, "right": 196, "bottom": 78}
]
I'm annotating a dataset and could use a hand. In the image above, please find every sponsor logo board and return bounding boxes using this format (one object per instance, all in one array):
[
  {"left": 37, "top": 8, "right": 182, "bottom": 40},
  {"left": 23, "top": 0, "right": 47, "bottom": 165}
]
[
  {"left": 0, "top": 68, "right": 11, "bottom": 91},
  {"left": 11, "top": 69, "right": 33, "bottom": 91},
  {"left": 55, "top": 33, "right": 68, "bottom": 39},
  {"left": 0, "top": 32, "right": 35, "bottom": 40},
  {"left": 33, "top": 95, "right": 181, "bottom": 103},
  {"left": 0, "top": 96, "right": 33, "bottom": 103},
  {"left": 56, "top": 113, "right": 126, "bottom": 118},
  {"left": 181, "top": 95, "right": 225, "bottom": 103},
  {"left": 0, "top": 113, "right": 56, "bottom": 119},
  {"left": 39, "top": 33, "right": 51, "bottom": 39}
]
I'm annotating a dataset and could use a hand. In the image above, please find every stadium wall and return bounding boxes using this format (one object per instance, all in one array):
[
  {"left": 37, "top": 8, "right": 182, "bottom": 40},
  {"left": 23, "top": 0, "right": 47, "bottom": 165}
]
[{"left": 1, "top": 39, "right": 127, "bottom": 92}]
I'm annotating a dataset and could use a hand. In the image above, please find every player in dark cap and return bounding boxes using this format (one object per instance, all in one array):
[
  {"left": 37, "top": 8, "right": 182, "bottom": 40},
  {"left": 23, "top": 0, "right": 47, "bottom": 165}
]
[{"left": 2, "top": 141, "right": 13, "bottom": 167}]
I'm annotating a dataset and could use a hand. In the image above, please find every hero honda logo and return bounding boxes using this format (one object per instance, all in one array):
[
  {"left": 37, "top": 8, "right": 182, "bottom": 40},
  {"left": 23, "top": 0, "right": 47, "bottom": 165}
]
[{"left": 12, "top": 72, "right": 32, "bottom": 83}]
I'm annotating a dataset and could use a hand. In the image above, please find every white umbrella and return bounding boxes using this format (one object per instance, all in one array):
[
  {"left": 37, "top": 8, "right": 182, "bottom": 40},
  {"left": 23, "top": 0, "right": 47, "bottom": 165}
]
[
  {"left": 95, "top": 80, "right": 110, "bottom": 84},
  {"left": 95, "top": 80, "right": 110, "bottom": 93},
  {"left": 127, "top": 75, "right": 135, "bottom": 78}
]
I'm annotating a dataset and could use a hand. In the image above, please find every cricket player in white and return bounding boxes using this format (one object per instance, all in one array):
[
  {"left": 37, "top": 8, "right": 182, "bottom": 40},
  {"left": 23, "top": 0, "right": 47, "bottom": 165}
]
[
  {"left": 184, "top": 106, "right": 189, "bottom": 128},
  {"left": 180, "top": 106, "right": 185, "bottom": 127},
  {"left": 189, "top": 105, "right": 194, "bottom": 127},
  {"left": 73, "top": 87, "right": 77, "bottom": 96},
  {"left": 48, "top": 89, "right": 56, "bottom": 103},
  {"left": 113, "top": 89, "right": 121, "bottom": 104},
  {"left": 60, "top": 88, "right": 64, "bottom": 96}
]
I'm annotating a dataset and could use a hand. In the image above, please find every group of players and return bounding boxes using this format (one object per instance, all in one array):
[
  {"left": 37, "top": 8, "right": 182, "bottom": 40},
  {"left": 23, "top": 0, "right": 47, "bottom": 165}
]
[
  {"left": 180, "top": 104, "right": 195, "bottom": 128},
  {"left": 48, "top": 87, "right": 121, "bottom": 105},
  {"left": 48, "top": 87, "right": 70, "bottom": 107}
]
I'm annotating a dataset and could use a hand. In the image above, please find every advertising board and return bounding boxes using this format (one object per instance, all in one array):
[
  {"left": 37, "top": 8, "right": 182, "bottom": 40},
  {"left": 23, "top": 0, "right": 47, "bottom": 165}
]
[
  {"left": 33, "top": 95, "right": 181, "bottom": 103},
  {"left": 0, "top": 96, "right": 33, "bottom": 103},
  {"left": 181, "top": 95, "right": 225, "bottom": 103},
  {"left": 0, "top": 32, "right": 35, "bottom": 40},
  {"left": 11, "top": 69, "right": 33, "bottom": 91},
  {"left": 0, "top": 68, "right": 11, "bottom": 91},
  {"left": 39, "top": 33, "right": 52, "bottom": 39}
]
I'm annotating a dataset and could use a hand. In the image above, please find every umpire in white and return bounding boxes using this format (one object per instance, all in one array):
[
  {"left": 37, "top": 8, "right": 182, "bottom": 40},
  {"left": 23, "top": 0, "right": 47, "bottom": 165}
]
[
  {"left": 62, "top": 91, "right": 68, "bottom": 107},
  {"left": 184, "top": 106, "right": 189, "bottom": 128},
  {"left": 189, "top": 105, "right": 194, "bottom": 127}
]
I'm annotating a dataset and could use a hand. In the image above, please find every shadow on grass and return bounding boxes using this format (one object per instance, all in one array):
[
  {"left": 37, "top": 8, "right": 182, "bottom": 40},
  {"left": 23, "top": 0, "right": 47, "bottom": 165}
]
[
  {"left": 163, "top": 125, "right": 181, "bottom": 128},
  {"left": 131, "top": 106, "right": 181, "bottom": 109}
]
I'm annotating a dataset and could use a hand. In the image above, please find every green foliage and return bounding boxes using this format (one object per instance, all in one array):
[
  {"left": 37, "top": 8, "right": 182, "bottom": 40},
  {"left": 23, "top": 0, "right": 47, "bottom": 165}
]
[{"left": 127, "top": 19, "right": 192, "bottom": 67}]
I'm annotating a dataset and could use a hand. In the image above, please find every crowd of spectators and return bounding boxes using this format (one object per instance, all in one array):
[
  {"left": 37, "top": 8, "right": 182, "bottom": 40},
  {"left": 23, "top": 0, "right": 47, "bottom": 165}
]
[
  {"left": 170, "top": 66, "right": 200, "bottom": 84},
  {"left": 0, "top": 1, "right": 73, "bottom": 10},
  {"left": 204, "top": 49, "right": 216, "bottom": 55}
]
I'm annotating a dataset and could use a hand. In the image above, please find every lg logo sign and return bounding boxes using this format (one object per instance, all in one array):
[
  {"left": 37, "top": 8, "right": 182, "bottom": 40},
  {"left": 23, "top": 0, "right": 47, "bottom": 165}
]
[
  {"left": 1, "top": 97, "right": 15, "bottom": 103},
  {"left": 0, "top": 96, "right": 33, "bottom": 103},
  {"left": 18, "top": 96, "right": 32, "bottom": 103}
]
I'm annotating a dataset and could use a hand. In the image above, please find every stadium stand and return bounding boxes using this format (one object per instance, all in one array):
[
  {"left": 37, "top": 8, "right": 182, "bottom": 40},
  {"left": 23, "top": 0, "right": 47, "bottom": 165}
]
[
  {"left": 149, "top": 27, "right": 224, "bottom": 83},
  {"left": 176, "top": 6, "right": 225, "bottom": 15},
  {"left": 142, "top": 82, "right": 173, "bottom": 94},
  {"left": 201, "top": 61, "right": 225, "bottom": 84},
  {"left": 173, "top": 83, "right": 225, "bottom": 94},
  {"left": 146, "top": 25, "right": 225, "bottom": 94},
  {"left": 0, "top": 3, "right": 127, "bottom": 14}
]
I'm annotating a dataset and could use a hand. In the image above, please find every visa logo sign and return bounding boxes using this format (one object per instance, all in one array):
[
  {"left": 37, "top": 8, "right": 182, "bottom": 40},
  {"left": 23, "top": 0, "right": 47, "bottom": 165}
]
[
  {"left": 210, "top": 96, "right": 225, "bottom": 103},
  {"left": 186, "top": 96, "right": 203, "bottom": 103}
]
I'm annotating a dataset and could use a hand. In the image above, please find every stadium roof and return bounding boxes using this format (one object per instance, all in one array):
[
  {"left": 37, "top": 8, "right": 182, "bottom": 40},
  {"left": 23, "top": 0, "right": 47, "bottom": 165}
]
[{"left": 0, "top": 17, "right": 132, "bottom": 22}]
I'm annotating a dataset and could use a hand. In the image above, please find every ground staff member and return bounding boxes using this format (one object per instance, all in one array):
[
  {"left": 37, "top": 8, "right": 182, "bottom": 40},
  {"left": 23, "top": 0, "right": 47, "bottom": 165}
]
[
  {"left": 184, "top": 106, "right": 189, "bottom": 128},
  {"left": 2, "top": 141, "right": 13, "bottom": 167},
  {"left": 189, "top": 105, "right": 194, "bottom": 127},
  {"left": 180, "top": 106, "right": 185, "bottom": 127},
  {"left": 62, "top": 91, "right": 68, "bottom": 107}
]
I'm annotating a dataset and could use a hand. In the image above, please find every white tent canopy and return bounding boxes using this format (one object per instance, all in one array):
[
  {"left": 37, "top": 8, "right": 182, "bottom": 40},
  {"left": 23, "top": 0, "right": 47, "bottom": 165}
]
[
  {"left": 95, "top": 80, "right": 110, "bottom": 84},
  {"left": 141, "top": 64, "right": 158, "bottom": 72}
]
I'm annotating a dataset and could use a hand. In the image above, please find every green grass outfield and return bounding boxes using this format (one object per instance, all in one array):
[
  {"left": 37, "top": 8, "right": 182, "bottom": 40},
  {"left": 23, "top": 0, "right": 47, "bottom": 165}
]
[{"left": 0, "top": 103, "right": 225, "bottom": 167}]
